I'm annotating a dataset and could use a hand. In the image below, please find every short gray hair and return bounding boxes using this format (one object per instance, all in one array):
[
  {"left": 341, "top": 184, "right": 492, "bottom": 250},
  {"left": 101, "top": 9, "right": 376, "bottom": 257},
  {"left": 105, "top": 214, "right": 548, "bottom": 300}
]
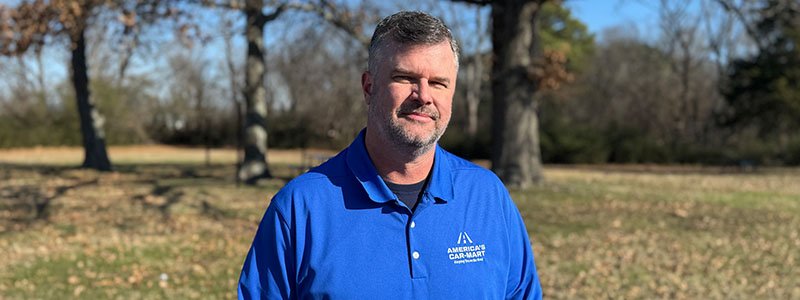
[{"left": 367, "top": 11, "right": 459, "bottom": 74}]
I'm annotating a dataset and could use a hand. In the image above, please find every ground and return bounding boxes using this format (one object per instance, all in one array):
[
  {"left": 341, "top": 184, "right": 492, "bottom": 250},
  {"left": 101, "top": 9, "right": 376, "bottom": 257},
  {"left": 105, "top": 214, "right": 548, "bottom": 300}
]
[{"left": 1, "top": 146, "right": 798, "bottom": 299}]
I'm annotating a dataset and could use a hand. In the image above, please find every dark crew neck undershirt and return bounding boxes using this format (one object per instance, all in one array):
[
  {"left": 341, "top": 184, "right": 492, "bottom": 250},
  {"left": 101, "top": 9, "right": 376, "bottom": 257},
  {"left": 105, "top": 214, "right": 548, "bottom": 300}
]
[{"left": 384, "top": 178, "right": 427, "bottom": 212}]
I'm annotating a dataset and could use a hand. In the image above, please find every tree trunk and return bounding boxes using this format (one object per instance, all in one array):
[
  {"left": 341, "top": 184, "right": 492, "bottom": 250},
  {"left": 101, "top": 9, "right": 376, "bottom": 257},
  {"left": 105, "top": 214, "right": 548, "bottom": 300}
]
[
  {"left": 238, "top": 4, "right": 271, "bottom": 184},
  {"left": 235, "top": 96, "right": 244, "bottom": 185},
  {"left": 490, "top": 0, "right": 545, "bottom": 188},
  {"left": 195, "top": 80, "right": 210, "bottom": 166},
  {"left": 464, "top": 8, "right": 485, "bottom": 140},
  {"left": 465, "top": 84, "right": 480, "bottom": 138},
  {"left": 72, "top": 29, "right": 112, "bottom": 171},
  {"left": 464, "top": 52, "right": 483, "bottom": 140}
]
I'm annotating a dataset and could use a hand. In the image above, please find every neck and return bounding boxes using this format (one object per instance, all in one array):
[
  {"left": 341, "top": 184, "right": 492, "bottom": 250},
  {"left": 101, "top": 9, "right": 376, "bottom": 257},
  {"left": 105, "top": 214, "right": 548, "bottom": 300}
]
[{"left": 364, "top": 129, "right": 436, "bottom": 185}]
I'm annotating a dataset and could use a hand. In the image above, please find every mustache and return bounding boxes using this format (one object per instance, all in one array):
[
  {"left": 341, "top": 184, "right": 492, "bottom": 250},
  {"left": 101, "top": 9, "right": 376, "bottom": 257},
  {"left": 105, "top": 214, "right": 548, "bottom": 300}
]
[{"left": 398, "top": 103, "right": 439, "bottom": 120}]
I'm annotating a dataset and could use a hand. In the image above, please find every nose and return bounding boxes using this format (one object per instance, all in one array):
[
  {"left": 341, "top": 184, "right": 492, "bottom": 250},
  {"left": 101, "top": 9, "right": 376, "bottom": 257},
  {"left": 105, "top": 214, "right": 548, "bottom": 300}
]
[{"left": 412, "top": 80, "right": 433, "bottom": 105}]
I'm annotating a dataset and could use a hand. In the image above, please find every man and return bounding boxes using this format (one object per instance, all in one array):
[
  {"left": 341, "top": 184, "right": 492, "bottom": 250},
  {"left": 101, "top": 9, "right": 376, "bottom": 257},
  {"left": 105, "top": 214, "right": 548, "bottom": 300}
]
[{"left": 238, "top": 11, "right": 542, "bottom": 299}]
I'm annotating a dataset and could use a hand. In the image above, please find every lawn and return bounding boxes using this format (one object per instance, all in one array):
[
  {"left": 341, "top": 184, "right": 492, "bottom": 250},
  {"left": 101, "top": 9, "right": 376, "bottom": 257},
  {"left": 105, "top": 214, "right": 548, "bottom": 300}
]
[{"left": 1, "top": 146, "right": 798, "bottom": 299}]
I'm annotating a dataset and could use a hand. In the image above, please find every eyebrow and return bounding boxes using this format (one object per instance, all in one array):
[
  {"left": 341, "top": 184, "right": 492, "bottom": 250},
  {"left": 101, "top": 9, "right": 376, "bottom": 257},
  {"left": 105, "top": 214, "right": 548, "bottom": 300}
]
[{"left": 393, "top": 68, "right": 451, "bottom": 85}]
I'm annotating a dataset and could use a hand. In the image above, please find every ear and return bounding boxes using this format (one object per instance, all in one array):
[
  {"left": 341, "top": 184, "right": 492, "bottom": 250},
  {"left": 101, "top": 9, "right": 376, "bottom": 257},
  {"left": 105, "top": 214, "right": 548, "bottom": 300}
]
[{"left": 361, "top": 71, "right": 373, "bottom": 105}]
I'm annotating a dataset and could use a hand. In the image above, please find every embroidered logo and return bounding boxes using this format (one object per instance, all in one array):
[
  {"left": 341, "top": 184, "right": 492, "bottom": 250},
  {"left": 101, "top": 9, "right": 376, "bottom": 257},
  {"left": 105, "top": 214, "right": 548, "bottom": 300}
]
[
  {"left": 457, "top": 232, "right": 473, "bottom": 244},
  {"left": 447, "top": 232, "right": 486, "bottom": 264}
]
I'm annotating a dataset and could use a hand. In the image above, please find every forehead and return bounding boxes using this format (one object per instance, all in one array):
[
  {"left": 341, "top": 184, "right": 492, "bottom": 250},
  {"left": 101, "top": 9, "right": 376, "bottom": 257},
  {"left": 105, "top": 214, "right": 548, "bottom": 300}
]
[{"left": 380, "top": 41, "right": 457, "bottom": 72}]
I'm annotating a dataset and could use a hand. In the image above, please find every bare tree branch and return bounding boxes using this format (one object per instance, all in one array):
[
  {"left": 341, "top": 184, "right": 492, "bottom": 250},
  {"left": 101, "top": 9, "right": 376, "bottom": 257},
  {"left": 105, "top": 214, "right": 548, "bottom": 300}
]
[
  {"left": 296, "top": 0, "right": 372, "bottom": 48},
  {"left": 712, "top": 0, "right": 763, "bottom": 51},
  {"left": 254, "top": 3, "right": 289, "bottom": 28},
  {"left": 201, "top": 0, "right": 372, "bottom": 47},
  {"left": 701, "top": 0, "right": 738, "bottom": 77},
  {"left": 449, "top": 0, "right": 493, "bottom": 5}
]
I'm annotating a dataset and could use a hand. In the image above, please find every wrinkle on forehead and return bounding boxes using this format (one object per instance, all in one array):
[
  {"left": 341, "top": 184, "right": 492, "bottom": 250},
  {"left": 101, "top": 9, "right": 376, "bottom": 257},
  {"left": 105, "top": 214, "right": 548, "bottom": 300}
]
[
  {"left": 374, "top": 40, "right": 459, "bottom": 75},
  {"left": 384, "top": 43, "right": 457, "bottom": 82},
  {"left": 391, "top": 67, "right": 452, "bottom": 86}
]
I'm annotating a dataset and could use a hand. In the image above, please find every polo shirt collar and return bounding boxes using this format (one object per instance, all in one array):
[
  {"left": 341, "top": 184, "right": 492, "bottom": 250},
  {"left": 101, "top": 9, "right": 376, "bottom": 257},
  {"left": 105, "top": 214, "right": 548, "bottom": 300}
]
[
  {"left": 345, "top": 129, "right": 454, "bottom": 204},
  {"left": 428, "top": 145, "right": 454, "bottom": 203}
]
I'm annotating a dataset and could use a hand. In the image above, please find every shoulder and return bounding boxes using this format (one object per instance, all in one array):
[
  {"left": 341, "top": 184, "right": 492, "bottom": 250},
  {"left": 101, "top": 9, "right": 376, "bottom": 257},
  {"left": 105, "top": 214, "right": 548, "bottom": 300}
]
[
  {"left": 437, "top": 148, "right": 515, "bottom": 215},
  {"left": 438, "top": 148, "right": 505, "bottom": 187},
  {"left": 269, "top": 150, "right": 352, "bottom": 210}
]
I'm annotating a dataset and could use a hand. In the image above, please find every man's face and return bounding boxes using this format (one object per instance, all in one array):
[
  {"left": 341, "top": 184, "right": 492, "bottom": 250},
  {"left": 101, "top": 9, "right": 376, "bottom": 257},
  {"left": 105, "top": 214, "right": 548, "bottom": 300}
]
[{"left": 362, "top": 41, "right": 457, "bottom": 152}]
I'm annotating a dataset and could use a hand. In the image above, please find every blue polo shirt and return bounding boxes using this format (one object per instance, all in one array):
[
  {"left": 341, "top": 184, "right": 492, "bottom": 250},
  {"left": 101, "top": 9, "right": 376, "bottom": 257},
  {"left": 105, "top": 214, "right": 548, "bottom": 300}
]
[{"left": 238, "top": 130, "right": 542, "bottom": 299}]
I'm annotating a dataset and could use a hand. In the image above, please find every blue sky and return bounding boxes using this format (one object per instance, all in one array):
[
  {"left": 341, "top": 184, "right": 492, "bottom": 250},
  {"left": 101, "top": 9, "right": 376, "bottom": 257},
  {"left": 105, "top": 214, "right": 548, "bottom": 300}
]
[
  {"left": 0, "top": 0, "right": 662, "bottom": 41},
  {"left": 0, "top": 0, "right": 672, "bottom": 100},
  {"left": 565, "top": 0, "right": 659, "bottom": 37},
  {"left": 0, "top": 0, "right": 667, "bottom": 48}
]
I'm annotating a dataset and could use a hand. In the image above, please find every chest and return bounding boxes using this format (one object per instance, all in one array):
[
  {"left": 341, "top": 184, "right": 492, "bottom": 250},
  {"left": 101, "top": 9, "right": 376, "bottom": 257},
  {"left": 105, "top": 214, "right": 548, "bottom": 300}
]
[{"left": 294, "top": 197, "right": 512, "bottom": 299}]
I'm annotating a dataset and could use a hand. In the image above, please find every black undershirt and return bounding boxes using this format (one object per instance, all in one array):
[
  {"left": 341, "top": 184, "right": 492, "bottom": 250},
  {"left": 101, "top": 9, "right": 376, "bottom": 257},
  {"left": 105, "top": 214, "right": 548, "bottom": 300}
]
[{"left": 385, "top": 179, "right": 427, "bottom": 212}]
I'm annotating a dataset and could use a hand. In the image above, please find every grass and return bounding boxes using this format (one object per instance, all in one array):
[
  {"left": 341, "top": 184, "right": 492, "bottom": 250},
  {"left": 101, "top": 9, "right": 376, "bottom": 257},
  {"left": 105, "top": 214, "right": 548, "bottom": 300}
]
[
  {"left": 516, "top": 167, "right": 800, "bottom": 299},
  {"left": 1, "top": 146, "right": 799, "bottom": 299}
]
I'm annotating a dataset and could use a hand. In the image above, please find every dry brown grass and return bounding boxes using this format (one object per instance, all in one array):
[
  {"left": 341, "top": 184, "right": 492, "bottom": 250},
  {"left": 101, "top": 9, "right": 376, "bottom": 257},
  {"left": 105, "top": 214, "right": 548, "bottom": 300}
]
[
  {"left": 1, "top": 147, "right": 799, "bottom": 299},
  {"left": 0, "top": 145, "right": 336, "bottom": 165},
  {"left": 522, "top": 167, "right": 800, "bottom": 299}
]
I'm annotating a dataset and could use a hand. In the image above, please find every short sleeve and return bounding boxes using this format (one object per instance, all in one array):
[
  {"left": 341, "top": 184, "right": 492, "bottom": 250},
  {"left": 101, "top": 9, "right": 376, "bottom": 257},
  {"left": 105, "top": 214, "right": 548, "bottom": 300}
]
[
  {"left": 503, "top": 192, "right": 543, "bottom": 300},
  {"left": 238, "top": 202, "right": 295, "bottom": 300}
]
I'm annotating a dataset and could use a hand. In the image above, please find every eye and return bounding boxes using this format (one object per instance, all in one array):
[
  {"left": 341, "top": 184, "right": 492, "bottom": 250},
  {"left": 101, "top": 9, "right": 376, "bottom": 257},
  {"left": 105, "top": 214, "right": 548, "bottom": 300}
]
[
  {"left": 431, "top": 81, "right": 448, "bottom": 89},
  {"left": 393, "top": 76, "right": 413, "bottom": 83}
]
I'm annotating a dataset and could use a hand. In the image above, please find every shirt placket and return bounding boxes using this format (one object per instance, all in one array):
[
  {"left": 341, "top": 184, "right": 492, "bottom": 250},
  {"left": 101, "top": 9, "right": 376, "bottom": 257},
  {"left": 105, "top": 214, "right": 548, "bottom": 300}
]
[{"left": 406, "top": 191, "right": 434, "bottom": 280}]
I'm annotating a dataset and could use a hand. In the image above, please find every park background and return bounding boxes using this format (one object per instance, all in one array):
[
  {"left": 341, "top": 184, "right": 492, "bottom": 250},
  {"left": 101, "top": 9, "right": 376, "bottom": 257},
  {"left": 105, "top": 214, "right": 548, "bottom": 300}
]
[{"left": 1, "top": 0, "right": 799, "bottom": 298}]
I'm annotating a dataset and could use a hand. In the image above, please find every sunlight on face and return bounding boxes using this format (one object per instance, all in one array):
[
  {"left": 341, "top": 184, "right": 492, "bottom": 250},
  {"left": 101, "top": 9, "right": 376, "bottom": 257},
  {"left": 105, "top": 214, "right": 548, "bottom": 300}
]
[{"left": 365, "top": 41, "right": 458, "bottom": 154}]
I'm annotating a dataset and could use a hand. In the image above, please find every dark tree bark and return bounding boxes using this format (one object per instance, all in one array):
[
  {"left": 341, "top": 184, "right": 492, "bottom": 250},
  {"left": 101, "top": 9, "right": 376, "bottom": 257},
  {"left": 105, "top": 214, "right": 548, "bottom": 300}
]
[
  {"left": 464, "top": 59, "right": 482, "bottom": 138},
  {"left": 72, "top": 29, "right": 112, "bottom": 171},
  {"left": 238, "top": 2, "right": 272, "bottom": 183},
  {"left": 464, "top": 7, "right": 486, "bottom": 140},
  {"left": 490, "top": 0, "right": 545, "bottom": 188}
]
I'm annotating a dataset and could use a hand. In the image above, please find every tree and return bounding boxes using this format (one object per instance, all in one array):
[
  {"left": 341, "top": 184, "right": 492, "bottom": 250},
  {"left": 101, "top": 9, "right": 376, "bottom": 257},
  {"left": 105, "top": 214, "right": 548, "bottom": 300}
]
[
  {"left": 234, "top": 1, "right": 287, "bottom": 183},
  {"left": 198, "top": 0, "right": 374, "bottom": 183},
  {"left": 270, "top": 22, "right": 369, "bottom": 149},
  {"left": 452, "top": 0, "right": 571, "bottom": 188},
  {"left": 1, "top": 0, "right": 173, "bottom": 171},
  {"left": 452, "top": 6, "right": 489, "bottom": 145},
  {"left": 722, "top": 0, "right": 800, "bottom": 137},
  {"left": 700, "top": 0, "right": 752, "bottom": 78},
  {"left": 218, "top": 11, "right": 246, "bottom": 183},
  {"left": 657, "top": 0, "right": 710, "bottom": 145},
  {"left": 538, "top": 1, "right": 593, "bottom": 74}
]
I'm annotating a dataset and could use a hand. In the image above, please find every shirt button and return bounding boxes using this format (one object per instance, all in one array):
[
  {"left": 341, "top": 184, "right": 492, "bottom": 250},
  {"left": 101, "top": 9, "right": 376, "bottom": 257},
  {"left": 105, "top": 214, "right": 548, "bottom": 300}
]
[
  {"left": 412, "top": 251, "right": 420, "bottom": 259},
  {"left": 410, "top": 221, "right": 416, "bottom": 228}
]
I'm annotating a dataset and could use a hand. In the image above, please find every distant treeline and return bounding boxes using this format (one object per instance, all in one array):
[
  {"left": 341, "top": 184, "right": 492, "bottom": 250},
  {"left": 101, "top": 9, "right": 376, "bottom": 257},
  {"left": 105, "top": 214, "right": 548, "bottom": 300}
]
[{"left": 1, "top": 0, "right": 797, "bottom": 167}]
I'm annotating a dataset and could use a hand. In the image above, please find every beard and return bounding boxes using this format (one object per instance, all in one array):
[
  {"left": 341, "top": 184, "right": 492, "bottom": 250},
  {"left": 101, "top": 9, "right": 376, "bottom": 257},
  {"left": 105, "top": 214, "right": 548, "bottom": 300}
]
[{"left": 370, "top": 100, "right": 448, "bottom": 156}]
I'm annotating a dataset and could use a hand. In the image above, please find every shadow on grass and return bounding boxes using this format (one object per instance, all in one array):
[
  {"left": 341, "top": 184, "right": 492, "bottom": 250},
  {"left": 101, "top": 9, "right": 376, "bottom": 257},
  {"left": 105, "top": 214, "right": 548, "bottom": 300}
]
[
  {"left": 129, "top": 180, "right": 185, "bottom": 221},
  {"left": 0, "top": 177, "right": 99, "bottom": 222},
  {"left": 0, "top": 162, "right": 286, "bottom": 231}
]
